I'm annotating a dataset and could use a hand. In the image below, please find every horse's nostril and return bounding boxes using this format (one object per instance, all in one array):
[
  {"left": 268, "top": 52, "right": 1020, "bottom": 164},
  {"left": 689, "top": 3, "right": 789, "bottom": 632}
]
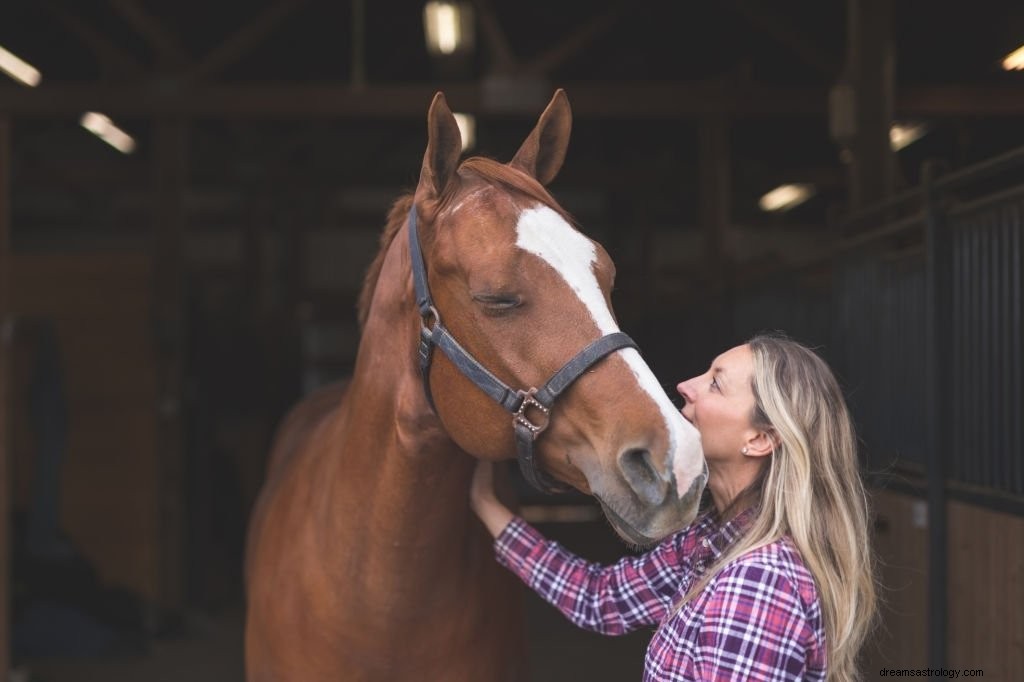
[{"left": 619, "top": 448, "right": 668, "bottom": 507}]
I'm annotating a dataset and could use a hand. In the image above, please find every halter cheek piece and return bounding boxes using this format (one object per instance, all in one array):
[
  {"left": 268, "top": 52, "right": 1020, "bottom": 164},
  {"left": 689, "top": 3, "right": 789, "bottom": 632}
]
[{"left": 407, "top": 207, "right": 639, "bottom": 493}]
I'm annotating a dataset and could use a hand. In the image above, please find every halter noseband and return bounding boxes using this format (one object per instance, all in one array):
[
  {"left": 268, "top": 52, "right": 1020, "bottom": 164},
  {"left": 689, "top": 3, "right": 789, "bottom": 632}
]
[{"left": 408, "top": 207, "right": 639, "bottom": 493}]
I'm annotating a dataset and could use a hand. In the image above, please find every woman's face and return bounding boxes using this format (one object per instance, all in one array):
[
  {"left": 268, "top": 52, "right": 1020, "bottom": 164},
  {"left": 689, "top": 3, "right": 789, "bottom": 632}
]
[{"left": 676, "top": 344, "right": 760, "bottom": 462}]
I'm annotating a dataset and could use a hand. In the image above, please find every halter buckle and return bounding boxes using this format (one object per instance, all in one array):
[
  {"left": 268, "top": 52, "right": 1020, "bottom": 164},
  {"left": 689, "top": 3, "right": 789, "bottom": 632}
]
[{"left": 513, "top": 388, "right": 551, "bottom": 437}]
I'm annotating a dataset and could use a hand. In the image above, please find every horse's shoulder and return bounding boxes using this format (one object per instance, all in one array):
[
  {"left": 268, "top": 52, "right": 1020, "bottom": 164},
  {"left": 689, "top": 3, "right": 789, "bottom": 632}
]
[{"left": 265, "top": 380, "right": 349, "bottom": 481}]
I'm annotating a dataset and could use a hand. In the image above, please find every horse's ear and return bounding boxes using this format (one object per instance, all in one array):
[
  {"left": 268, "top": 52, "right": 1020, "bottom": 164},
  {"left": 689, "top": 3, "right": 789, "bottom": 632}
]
[
  {"left": 417, "top": 92, "right": 463, "bottom": 200},
  {"left": 509, "top": 89, "right": 572, "bottom": 186}
]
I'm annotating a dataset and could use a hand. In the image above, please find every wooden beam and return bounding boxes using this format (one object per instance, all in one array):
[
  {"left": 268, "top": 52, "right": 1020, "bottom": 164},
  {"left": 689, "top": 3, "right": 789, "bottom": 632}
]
[
  {"left": 187, "top": 0, "right": 309, "bottom": 83},
  {"left": 107, "top": 0, "right": 190, "bottom": 67},
  {"left": 2, "top": 81, "right": 1023, "bottom": 118},
  {"left": 845, "top": 0, "right": 896, "bottom": 209},
  {"left": 723, "top": 0, "right": 839, "bottom": 78},
  {"left": 152, "top": 120, "right": 188, "bottom": 613},
  {"left": 0, "top": 81, "right": 826, "bottom": 117},
  {"left": 471, "top": 0, "right": 519, "bottom": 73},
  {"left": 698, "top": 117, "right": 733, "bottom": 270},
  {"left": 525, "top": 3, "right": 624, "bottom": 75},
  {"left": 0, "top": 116, "right": 11, "bottom": 682},
  {"left": 42, "top": 1, "right": 145, "bottom": 78}
]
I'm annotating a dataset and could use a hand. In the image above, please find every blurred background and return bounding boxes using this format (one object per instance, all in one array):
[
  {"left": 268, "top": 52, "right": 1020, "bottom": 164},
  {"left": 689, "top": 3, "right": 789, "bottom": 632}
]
[{"left": 0, "top": 0, "right": 1022, "bottom": 679}]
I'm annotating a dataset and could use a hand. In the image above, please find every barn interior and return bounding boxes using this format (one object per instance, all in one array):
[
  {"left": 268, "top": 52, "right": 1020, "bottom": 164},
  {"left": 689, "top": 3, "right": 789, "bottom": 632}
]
[{"left": 1, "top": 0, "right": 1023, "bottom": 680}]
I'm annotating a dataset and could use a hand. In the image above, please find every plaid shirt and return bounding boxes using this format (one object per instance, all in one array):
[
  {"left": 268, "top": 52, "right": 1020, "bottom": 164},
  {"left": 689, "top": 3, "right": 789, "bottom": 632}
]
[{"left": 494, "top": 510, "right": 825, "bottom": 681}]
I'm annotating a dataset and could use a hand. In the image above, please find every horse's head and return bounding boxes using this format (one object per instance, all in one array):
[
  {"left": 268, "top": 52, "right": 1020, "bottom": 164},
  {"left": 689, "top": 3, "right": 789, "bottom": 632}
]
[{"left": 410, "top": 90, "right": 706, "bottom": 544}]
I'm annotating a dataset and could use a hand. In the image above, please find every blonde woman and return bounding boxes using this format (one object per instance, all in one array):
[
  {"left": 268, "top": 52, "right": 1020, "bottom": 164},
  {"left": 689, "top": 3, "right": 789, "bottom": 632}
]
[{"left": 471, "top": 334, "right": 876, "bottom": 681}]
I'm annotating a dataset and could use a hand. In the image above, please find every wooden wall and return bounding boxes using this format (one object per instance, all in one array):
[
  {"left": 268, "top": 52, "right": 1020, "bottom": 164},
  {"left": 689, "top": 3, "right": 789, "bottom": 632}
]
[
  {"left": 947, "top": 499, "right": 1024, "bottom": 674},
  {"left": 867, "top": 488, "right": 1024, "bottom": 676},
  {"left": 10, "top": 253, "right": 162, "bottom": 604}
]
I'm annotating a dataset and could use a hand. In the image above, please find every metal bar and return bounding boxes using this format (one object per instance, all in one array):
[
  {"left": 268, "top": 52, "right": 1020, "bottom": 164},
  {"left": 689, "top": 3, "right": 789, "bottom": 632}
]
[
  {"left": 922, "top": 161, "right": 949, "bottom": 678},
  {"left": 0, "top": 115, "right": 11, "bottom": 682},
  {"left": 1015, "top": 201, "right": 1024, "bottom": 493},
  {"left": 981, "top": 213, "right": 993, "bottom": 487},
  {"left": 952, "top": 228, "right": 963, "bottom": 480},
  {"left": 1014, "top": 204, "right": 1024, "bottom": 495},
  {"left": 935, "top": 144, "right": 1024, "bottom": 193},
  {"left": 1001, "top": 211, "right": 1011, "bottom": 490}
]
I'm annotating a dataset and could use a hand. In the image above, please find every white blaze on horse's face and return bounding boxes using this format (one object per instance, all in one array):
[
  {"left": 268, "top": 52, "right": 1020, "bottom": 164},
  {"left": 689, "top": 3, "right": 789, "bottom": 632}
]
[{"left": 514, "top": 206, "right": 705, "bottom": 499}]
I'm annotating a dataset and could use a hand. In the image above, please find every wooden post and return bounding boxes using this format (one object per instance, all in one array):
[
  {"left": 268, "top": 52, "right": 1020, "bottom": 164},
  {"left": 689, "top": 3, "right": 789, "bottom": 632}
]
[
  {"left": 0, "top": 116, "right": 11, "bottom": 679},
  {"left": 153, "top": 119, "right": 188, "bottom": 614},
  {"left": 698, "top": 117, "right": 733, "bottom": 279},
  {"left": 845, "top": 0, "right": 896, "bottom": 209}
]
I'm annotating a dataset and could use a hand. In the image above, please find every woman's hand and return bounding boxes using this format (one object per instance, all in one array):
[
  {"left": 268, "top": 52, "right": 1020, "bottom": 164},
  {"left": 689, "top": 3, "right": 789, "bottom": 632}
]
[{"left": 470, "top": 460, "right": 515, "bottom": 538}]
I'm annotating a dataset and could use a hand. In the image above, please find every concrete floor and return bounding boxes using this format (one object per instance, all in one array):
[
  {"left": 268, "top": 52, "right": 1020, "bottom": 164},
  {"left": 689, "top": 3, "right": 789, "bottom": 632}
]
[{"left": 21, "top": 518, "right": 652, "bottom": 682}]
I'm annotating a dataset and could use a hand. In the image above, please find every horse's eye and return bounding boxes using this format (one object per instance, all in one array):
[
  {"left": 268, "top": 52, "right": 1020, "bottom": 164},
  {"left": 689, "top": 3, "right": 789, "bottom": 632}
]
[{"left": 472, "top": 293, "right": 523, "bottom": 311}]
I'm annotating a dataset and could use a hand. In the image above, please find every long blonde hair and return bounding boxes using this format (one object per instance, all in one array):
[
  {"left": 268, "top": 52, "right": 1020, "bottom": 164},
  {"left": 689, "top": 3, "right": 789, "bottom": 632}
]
[{"left": 677, "top": 334, "right": 877, "bottom": 682}]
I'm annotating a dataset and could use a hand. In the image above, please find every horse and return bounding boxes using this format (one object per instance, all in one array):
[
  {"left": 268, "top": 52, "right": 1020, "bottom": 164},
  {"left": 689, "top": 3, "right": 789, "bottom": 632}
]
[{"left": 244, "top": 89, "right": 708, "bottom": 681}]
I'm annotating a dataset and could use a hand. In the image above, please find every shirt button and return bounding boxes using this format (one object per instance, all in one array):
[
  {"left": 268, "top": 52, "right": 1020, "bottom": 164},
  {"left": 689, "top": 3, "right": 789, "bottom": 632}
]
[{"left": 701, "top": 538, "right": 710, "bottom": 548}]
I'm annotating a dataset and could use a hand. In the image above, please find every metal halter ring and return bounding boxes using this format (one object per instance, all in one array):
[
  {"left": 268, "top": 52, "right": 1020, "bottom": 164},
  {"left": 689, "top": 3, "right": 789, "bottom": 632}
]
[
  {"left": 420, "top": 305, "right": 441, "bottom": 334},
  {"left": 513, "top": 388, "right": 551, "bottom": 437}
]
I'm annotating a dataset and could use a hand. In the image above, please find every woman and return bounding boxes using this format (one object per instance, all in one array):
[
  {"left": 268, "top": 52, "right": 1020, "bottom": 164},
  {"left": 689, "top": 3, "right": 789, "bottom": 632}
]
[{"left": 471, "top": 334, "right": 876, "bottom": 681}]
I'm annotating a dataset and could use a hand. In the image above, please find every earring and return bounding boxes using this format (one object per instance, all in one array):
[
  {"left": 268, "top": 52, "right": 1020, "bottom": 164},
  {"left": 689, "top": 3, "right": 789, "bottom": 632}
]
[{"left": 741, "top": 446, "right": 748, "bottom": 455}]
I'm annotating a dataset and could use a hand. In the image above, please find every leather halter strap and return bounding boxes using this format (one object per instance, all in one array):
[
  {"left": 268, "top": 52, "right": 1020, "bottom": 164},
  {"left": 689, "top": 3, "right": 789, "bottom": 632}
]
[{"left": 408, "top": 206, "right": 639, "bottom": 493}]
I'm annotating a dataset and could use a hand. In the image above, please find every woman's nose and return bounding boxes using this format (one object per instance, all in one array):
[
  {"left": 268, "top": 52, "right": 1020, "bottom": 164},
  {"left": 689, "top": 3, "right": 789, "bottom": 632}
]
[{"left": 676, "top": 378, "right": 695, "bottom": 402}]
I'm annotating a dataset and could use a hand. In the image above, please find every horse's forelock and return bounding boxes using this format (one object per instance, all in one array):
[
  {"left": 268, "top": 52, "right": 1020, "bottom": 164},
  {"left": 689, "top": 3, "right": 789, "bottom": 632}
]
[
  {"left": 356, "top": 156, "right": 575, "bottom": 332},
  {"left": 457, "top": 156, "right": 574, "bottom": 226}
]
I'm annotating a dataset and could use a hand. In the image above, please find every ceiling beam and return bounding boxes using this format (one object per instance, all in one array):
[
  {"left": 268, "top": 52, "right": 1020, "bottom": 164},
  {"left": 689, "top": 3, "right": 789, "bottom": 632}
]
[
  {"left": 3, "top": 82, "right": 1024, "bottom": 118},
  {"left": 471, "top": 0, "right": 519, "bottom": 73},
  {"left": 0, "top": 81, "right": 824, "bottom": 117},
  {"left": 722, "top": 0, "right": 839, "bottom": 78},
  {"left": 525, "top": 3, "right": 624, "bottom": 75},
  {"left": 187, "top": 0, "right": 309, "bottom": 83},
  {"left": 42, "top": 1, "right": 145, "bottom": 79},
  {"left": 107, "top": 0, "right": 190, "bottom": 67}
]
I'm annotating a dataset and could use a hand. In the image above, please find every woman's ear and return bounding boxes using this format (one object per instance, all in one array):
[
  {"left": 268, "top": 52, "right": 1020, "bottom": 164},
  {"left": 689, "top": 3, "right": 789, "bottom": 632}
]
[{"left": 743, "top": 429, "right": 780, "bottom": 458}]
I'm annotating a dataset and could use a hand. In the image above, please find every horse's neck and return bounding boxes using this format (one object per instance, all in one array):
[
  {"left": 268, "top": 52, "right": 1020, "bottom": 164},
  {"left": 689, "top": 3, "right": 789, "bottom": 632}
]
[{"left": 319, "top": 227, "right": 484, "bottom": 584}]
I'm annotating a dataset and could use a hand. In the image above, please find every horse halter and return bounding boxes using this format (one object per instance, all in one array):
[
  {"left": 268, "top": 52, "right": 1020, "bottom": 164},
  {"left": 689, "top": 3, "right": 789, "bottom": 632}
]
[{"left": 407, "top": 207, "right": 639, "bottom": 493}]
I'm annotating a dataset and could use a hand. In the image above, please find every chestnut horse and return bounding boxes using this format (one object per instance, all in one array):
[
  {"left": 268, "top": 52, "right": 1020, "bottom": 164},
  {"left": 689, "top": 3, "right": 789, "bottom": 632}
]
[{"left": 244, "top": 90, "right": 707, "bottom": 681}]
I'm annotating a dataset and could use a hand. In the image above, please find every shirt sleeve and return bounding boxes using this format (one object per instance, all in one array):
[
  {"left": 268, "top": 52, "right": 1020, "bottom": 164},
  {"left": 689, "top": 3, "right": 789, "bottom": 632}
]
[
  {"left": 691, "top": 562, "right": 815, "bottom": 681},
  {"left": 493, "top": 516, "right": 690, "bottom": 635}
]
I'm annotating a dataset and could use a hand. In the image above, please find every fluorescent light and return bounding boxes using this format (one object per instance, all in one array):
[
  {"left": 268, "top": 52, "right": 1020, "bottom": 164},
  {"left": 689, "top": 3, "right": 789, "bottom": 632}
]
[
  {"left": 80, "top": 112, "right": 136, "bottom": 154},
  {"left": 890, "top": 122, "right": 928, "bottom": 151},
  {"left": 1002, "top": 45, "right": 1024, "bottom": 71},
  {"left": 759, "top": 184, "right": 815, "bottom": 212},
  {"left": 423, "top": 2, "right": 474, "bottom": 56},
  {"left": 0, "top": 45, "right": 41, "bottom": 87},
  {"left": 453, "top": 112, "right": 475, "bottom": 151}
]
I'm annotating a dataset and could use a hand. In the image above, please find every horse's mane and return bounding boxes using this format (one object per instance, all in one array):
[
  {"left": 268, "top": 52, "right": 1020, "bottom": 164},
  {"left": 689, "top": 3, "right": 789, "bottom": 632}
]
[{"left": 356, "top": 156, "right": 574, "bottom": 331}]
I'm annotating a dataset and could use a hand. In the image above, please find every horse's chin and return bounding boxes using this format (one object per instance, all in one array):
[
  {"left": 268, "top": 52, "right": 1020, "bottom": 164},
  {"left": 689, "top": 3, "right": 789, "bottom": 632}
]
[{"left": 595, "top": 498, "right": 661, "bottom": 549}]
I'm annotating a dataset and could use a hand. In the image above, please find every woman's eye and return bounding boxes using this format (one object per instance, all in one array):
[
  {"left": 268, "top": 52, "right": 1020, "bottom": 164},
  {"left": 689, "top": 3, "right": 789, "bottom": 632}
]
[{"left": 710, "top": 377, "right": 720, "bottom": 391}]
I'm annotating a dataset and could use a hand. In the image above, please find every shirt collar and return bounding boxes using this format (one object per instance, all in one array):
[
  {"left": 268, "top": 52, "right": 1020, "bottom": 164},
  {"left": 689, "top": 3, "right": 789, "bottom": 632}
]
[{"left": 701, "top": 506, "right": 756, "bottom": 560}]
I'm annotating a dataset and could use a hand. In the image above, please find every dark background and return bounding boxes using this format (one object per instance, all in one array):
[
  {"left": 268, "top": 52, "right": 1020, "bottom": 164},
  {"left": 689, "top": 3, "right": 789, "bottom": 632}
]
[{"left": 1, "top": 1, "right": 1023, "bottom": 679}]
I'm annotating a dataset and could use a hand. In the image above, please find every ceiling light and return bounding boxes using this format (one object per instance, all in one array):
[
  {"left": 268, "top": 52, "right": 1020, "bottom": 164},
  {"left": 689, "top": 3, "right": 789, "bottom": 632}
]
[
  {"left": 890, "top": 122, "right": 928, "bottom": 151},
  {"left": 759, "top": 184, "right": 816, "bottom": 213},
  {"left": 423, "top": 2, "right": 474, "bottom": 56},
  {"left": 0, "top": 45, "right": 41, "bottom": 87},
  {"left": 453, "top": 112, "right": 475, "bottom": 151},
  {"left": 80, "top": 112, "right": 136, "bottom": 154},
  {"left": 1002, "top": 45, "right": 1024, "bottom": 71}
]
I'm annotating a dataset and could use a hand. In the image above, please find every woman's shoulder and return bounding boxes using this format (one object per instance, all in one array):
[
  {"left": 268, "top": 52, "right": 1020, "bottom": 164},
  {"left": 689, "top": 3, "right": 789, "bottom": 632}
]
[{"left": 715, "top": 536, "right": 820, "bottom": 611}]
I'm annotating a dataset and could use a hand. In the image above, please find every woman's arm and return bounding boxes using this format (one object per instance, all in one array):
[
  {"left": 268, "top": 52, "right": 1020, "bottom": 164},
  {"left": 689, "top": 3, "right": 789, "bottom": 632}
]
[
  {"left": 471, "top": 461, "right": 690, "bottom": 635},
  {"left": 469, "top": 458, "right": 516, "bottom": 537}
]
